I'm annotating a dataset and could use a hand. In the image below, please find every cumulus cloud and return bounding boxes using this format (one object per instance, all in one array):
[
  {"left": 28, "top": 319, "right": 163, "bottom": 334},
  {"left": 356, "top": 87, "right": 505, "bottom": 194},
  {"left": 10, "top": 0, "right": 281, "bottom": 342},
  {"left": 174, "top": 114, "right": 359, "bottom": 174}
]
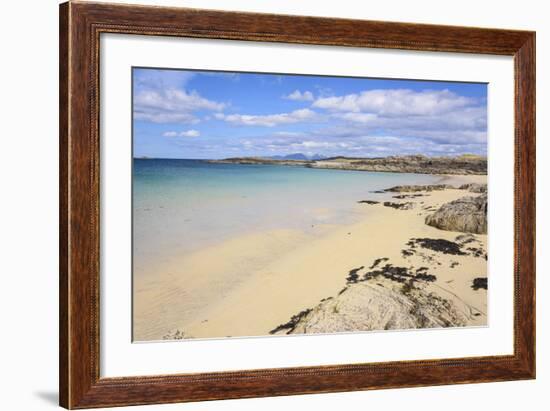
[
  {"left": 284, "top": 90, "right": 314, "bottom": 101},
  {"left": 327, "top": 106, "right": 485, "bottom": 133},
  {"left": 307, "top": 89, "right": 487, "bottom": 150},
  {"left": 163, "top": 129, "right": 200, "bottom": 138},
  {"left": 313, "top": 89, "right": 474, "bottom": 116},
  {"left": 134, "top": 89, "right": 226, "bottom": 124},
  {"left": 332, "top": 112, "right": 378, "bottom": 124},
  {"left": 133, "top": 69, "right": 487, "bottom": 158},
  {"left": 215, "top": 108, "right": 317, "bottom": 127}
]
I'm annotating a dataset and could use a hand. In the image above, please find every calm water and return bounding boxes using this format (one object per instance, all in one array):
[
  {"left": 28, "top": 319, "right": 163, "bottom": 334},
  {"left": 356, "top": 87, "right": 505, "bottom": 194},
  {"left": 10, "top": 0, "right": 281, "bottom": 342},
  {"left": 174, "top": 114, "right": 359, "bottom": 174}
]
[{"left": 133, "top": 159, "right": 440, "bottom": 275}]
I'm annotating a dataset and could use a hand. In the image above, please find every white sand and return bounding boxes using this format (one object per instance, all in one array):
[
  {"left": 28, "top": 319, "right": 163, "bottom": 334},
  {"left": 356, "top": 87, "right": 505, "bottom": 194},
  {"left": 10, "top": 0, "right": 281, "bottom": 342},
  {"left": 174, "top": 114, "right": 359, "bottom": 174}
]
[{"left": 133, "top": 175, "right": 487, "bottom": 341}]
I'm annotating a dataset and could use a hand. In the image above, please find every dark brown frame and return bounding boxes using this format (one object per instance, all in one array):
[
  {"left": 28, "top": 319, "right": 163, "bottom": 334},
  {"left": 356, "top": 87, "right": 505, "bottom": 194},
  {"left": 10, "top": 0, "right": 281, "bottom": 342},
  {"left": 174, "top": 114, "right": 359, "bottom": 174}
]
[{"left": 59, "top": 1, "right": 536, "bottom": 409}]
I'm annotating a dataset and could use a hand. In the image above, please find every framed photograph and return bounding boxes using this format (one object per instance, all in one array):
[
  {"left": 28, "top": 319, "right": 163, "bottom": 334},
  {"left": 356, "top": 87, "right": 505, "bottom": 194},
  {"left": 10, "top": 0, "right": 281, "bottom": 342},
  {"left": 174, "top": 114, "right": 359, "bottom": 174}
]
[{"left": 59, "top": 1, "right": 535, "bottom": 408}]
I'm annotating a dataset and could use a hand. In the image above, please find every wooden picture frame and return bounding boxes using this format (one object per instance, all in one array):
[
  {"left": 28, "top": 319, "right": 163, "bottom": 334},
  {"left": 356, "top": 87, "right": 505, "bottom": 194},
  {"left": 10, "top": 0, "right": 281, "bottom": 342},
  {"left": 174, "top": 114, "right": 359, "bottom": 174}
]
[{"left": 59, "top": 1, "right": 535, "bottom": 408}]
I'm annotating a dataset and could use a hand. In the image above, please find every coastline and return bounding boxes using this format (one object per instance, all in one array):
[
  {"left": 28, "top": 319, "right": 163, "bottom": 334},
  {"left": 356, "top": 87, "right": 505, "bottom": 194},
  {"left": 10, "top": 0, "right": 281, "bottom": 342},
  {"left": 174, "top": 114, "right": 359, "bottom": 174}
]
[
  {"left": 133, "top": 173, "right": 488, "bottom": 341},
  {"left": 208, "top": 154, "right": 487, "bottom": 176}
]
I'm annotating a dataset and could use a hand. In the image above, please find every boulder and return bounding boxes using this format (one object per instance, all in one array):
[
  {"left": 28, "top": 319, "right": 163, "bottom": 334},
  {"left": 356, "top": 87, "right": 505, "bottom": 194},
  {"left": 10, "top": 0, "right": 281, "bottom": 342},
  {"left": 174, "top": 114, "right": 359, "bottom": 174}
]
[
  {"left": 459, "top": 183, "right": 487, "bottom": 193},
  {"left": 425, "top": 194, "right": 487, "bottom": 234},
  {"left": 282, "top": 277, "right": 470, "bottom": 334}
]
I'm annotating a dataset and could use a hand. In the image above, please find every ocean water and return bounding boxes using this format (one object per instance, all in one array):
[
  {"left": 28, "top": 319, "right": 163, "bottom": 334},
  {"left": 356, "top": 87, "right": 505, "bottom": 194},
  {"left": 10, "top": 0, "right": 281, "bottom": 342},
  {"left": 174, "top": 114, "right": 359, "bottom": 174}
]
[{"left": 133, "top": 159, "right": 440, "bottom": 276}]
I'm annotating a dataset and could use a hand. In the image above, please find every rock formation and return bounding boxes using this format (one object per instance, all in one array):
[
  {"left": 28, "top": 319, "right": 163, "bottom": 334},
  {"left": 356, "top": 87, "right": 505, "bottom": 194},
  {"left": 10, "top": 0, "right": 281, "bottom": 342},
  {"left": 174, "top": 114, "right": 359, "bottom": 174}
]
[
  {"left": 210, "top": 154, "right": 487, "bottom": 175},
  {"left": 459, "top": 183, "right": 487, "bottom": 193},
  {"left": 383, "top": 201, "right": 415, "bottom": 210},
  {"left": 425, "top": 194, "right": 487, "bottom": 234},
  {"left": 385, "top": 184, "right": 455, "bottom": 192},
  {"left": 309, "top": 155, "right": 487, "bottom": 175},
  {"left": 277, "top": 276, "right": 472, "bottom": 334}
]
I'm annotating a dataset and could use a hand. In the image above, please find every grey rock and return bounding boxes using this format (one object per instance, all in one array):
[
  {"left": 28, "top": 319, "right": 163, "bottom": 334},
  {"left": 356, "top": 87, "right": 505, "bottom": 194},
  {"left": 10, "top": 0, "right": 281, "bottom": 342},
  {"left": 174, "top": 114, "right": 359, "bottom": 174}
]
[
  {"left": 383, "top": 201, "right": 415, "bottom": 210},
  {"left": 425, "top": 194, "right": 487, "bottom": 234},
  {"left": 385, "top": 184, "right": 455, "bottom": 193},
  {"left": 459, "top": 183, "right": 487, "bottom": 193},
  {"left": 455, "top": 233, "right": 479, "bottom": 245},
  {"left": 284, "top": 277, "right": 470, "bottom": 334}
]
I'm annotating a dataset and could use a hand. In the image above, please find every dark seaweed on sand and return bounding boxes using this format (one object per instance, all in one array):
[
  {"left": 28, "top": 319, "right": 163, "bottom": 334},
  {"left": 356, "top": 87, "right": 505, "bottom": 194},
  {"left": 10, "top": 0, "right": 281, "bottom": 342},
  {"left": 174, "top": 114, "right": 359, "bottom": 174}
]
[
  {"left": 407, "top": 238, "right": 467, "bottom": 255},
  {"left": 472, "top": 277, "right": 488, "bottom": 290},
  {"left": 369, "top": 257, "right": 389, "bottom": 269},
  {"left": 269, "top": 308, "right": 313, "bottom": 334},
  {"left": 363, "top": 263, "right": 437, "bottom": 284},
  {"left": 346, "top": 266, "right": 365, "bottom": 284}
]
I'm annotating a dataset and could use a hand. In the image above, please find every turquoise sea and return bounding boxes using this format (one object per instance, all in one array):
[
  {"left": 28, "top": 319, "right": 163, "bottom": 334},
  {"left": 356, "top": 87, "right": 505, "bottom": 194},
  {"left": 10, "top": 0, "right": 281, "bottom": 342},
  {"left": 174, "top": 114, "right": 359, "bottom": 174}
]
[{"left": 133, "top": 159, "right": 440, "bottom": 275}]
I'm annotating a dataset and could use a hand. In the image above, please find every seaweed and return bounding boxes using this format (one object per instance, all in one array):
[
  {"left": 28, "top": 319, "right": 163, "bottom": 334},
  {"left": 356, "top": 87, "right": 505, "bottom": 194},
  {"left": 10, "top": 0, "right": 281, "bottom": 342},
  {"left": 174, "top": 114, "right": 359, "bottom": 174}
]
[
  {"left": 346, "top": 265, "right": 365, "bottom": 284},
  {"left": 269, "top": 308, "right": 313, "bottom": 334},
  {"left": 472, "top": 277, "right": 488, "bottom": 290},
  {"left": 407, "top": 238, "right": 467, "bottom": 255},
  {"left": 369, "top": 257, "right": 390, "bottom": 269}
]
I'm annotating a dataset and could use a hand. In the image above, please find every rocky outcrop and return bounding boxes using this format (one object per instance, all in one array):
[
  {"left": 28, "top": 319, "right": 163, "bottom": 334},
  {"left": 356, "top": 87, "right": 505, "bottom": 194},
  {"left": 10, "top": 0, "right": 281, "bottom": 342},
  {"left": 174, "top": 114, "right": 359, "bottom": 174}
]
[
  {"left": 459, "top": 183, "right": 487, "bottom": 193},
  {"left": 385, "top": 184, "right": 455, "bottom": 192},
  {"left": 209, "top": 157, "right": 310, "bottom": 166},
  {"left": 210, "top": 155, "right": 487, "bottom": 175},
  {"left": 383, "top": 201, "right": 415, "bottom": 210},
  {"left": 270, "top": 229, "right": 488, "bottom": 336},
  {"left": 278, "top": 276, "right": 471, "bottom": 334},
  {"left": 308, "top": 154, "right": 487, "bottom": 175},
  {"left": 392, "top": 194, "right": 426, "bottom": 199},
  {"left": 425, "top": 194, "right": 487, "bottom": 234}
]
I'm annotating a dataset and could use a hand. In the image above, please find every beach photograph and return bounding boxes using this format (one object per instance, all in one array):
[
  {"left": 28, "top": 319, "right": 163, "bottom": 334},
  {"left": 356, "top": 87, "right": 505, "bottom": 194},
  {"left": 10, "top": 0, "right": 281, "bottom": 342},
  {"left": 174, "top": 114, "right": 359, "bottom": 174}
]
[{"left": 132, "top": 68, "right": 488, "bottom": 342}]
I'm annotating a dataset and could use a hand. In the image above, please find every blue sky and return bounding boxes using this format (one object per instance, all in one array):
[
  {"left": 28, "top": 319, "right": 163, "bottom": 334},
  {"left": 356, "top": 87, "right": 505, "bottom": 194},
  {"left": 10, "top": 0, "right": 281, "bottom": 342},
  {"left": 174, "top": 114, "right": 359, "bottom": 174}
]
[{"left": 133, "top": 67, "right": 487, "bottom": 159}]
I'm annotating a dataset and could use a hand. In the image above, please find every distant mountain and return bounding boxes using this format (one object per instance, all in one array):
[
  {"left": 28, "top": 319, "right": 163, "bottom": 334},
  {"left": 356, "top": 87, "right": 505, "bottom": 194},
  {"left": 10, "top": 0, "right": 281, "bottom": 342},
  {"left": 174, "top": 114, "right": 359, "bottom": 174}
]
[{"left": 265, "top": 153, "right": 326, "bottom": 161}]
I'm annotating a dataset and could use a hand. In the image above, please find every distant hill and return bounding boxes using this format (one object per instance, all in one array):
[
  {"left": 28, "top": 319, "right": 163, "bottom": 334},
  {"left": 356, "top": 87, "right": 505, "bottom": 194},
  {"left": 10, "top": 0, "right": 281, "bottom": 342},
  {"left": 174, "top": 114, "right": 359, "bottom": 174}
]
[{"left": 209, "top": 154, "right": 487, "bottom": 175}]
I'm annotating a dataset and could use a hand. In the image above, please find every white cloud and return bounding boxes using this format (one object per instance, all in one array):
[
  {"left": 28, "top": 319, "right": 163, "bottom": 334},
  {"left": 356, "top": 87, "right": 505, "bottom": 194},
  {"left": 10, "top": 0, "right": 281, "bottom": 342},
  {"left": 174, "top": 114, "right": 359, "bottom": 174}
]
[
  {"left": 332, "top": 112, "right": 378, "bottom": 124},
  {"left": 284, "top": 90, "right": 314, "bottom": 101},
  {"left": 274, "top": 131, "right": 304, "bottom": 137},
  {"left": 215, "top": 108, "right": 317, "bottom": 127},
  {"left": 310, "top": 95, "right": 487, "bottom": 148},
  {"left": 163, "top": 129, "right": 201, "bottom": 137},
  {"left": 313, "top": 89, "right": 474, "bottom": 116},
  {"left": 328, "top": 105, "right": 485, "bottom": 130},
  {"left": 134, "top": 88, "right": 226, "bottom": 124},
  {"left": 137, "top": 112, "right": 200, "bottom": 124},
  {"left": 230, "top": 127, "right": 487, "bottom": 159},
  {"left": 180, "top": 129, "right": 200, "bottom": 137}
]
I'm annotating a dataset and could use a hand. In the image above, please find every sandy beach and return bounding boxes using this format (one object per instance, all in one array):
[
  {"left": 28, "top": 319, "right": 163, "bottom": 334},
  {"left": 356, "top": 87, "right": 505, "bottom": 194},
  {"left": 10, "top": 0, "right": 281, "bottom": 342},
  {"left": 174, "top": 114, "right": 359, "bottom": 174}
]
[{"left": 133, "top": 173, "right": 488, "bottom": 341}]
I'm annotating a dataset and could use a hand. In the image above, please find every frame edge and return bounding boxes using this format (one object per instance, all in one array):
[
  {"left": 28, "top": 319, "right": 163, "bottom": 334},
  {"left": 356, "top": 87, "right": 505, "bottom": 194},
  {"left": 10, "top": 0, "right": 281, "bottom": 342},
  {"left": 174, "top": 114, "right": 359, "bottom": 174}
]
[
  {"left": 59, "top": 1, "right": 70, "bottom": 408},
  {"left": 514, "top": 32, "right": 536, "bottom": 380},
  {"left": 60, "top": 2, "right": 536, "bottom": 408}
]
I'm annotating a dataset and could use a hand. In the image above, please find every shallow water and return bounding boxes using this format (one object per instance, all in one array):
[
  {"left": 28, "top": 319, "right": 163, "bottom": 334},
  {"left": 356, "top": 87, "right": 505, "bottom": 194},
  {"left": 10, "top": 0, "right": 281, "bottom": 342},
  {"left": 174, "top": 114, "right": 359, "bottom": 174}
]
[{"left": 133, "top": 159, "right": 440, "bottom": 277}]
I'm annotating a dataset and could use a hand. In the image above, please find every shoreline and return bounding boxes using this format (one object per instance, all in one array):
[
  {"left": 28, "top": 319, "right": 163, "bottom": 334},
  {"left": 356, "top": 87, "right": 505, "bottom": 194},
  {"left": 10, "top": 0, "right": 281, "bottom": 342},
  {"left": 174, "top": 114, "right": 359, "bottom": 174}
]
[
  {"left": 133, "top": 174, "right": 488, "bottom": 341},
  {"left": 136, "top": 155, "right": 487, "bottom": 176}
]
